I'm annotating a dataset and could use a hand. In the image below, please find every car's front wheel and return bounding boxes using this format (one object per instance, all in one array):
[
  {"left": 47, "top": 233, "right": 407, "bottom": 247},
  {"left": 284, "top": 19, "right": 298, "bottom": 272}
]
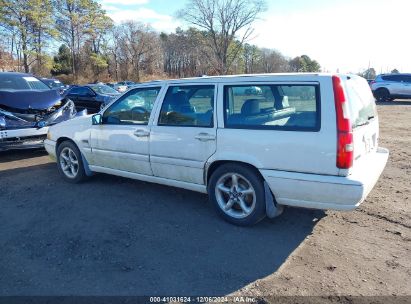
[
  {"left": 208, "top": 163, "right": 266, "bottom": 226},
  {"left": 56, "top": 141, "right": 87, "bottom": 183}
]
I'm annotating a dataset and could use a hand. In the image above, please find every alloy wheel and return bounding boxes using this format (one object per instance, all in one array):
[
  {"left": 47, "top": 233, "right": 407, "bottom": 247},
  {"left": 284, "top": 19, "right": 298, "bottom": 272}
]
[
  {"left": 215, "top": 172, "right": 256, "bottom": 219},
  {"left": 59, "top": 147, "right": 79, "bottom": 178}
]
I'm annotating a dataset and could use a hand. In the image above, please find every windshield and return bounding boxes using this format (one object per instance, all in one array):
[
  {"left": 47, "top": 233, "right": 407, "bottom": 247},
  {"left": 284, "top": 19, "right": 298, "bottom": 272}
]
[
  {"left": 345, "top": 77, "right": 377, "bottom": 128},
  {"left": 89, "top": 85, "right": 118, "bottom": 95},
  {"left": 0, "top": 74, "right": 50, "bottom": 91}
]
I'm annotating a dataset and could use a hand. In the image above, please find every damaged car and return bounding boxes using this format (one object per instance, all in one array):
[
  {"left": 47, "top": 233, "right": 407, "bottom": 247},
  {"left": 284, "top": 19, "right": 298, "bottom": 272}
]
[{"left": 0, "top": 72, "right": 82, "bottom": 151}]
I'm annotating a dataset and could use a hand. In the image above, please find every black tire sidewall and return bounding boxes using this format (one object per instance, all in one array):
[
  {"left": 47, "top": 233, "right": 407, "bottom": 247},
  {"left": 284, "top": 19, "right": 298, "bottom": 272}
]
[
  {"left": 56, "top": 141, "right": 87, "bottom": 183},
  {"left": 208, "top": 163, "right": 266, "bottom": 226},
  {"left": 376, "top": 88, "right": 390, "bottom": 101}
]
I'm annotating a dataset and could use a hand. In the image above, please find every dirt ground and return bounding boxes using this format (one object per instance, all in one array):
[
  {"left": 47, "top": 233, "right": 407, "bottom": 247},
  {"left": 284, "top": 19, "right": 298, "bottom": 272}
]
[
  {"left": 236, "top": 101, "right": 411, "bottom": 300},
  {"left": 0, "top": 101, "right": 410, "bottom": 301}
]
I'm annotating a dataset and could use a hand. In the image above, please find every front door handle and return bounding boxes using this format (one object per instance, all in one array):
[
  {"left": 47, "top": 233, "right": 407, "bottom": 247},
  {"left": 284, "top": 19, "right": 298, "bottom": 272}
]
[
  {"left": 195, "top": 133, "right": 216, "bottom": 142},
  {"left": 134, "top": 129, "right": 150, "bottom": 137}
]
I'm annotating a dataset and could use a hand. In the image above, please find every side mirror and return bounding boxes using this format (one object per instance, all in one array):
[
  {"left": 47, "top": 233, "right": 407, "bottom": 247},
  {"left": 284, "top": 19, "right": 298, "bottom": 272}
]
[{"left": 92, "top": 114, "right": 102, "bottom": 125}]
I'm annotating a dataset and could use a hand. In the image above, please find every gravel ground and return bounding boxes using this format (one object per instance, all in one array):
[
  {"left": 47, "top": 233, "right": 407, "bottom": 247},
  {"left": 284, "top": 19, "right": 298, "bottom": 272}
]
[{"left": 0, "top": 101, "right": 409, "bottom": 300}]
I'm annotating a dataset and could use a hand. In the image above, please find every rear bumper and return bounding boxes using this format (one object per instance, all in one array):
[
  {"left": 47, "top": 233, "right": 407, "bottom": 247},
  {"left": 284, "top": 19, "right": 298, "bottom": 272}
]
[
  {"left": 0, "top": 128, "right": 48, "bottom": 151},
  {"left": 260, "top": 147, "right": 389, "bottom": 211}
]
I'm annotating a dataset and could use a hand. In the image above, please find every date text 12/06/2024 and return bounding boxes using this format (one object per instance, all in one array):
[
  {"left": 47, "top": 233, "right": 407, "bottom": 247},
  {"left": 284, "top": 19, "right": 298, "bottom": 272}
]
[{"left": 149, "top": 296, "right": 257, "bottom": 303}]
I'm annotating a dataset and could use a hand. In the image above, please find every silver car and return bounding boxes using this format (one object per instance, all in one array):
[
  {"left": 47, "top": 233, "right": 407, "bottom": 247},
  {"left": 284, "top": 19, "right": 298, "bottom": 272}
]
[{"left": 371, "top": 73, "right": 411, "bottom": 101}]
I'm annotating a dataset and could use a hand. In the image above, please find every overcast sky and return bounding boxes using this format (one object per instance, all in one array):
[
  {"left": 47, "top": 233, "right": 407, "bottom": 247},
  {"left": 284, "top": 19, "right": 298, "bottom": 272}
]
[{"left": 98, "top": 0, "right": 410, "bottom": 74}]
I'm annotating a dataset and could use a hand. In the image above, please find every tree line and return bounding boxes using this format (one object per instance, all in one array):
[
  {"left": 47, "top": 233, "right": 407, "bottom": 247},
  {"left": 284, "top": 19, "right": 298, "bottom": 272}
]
[{"left": 0, "top": 0, "right": 321, "bottom": 84}]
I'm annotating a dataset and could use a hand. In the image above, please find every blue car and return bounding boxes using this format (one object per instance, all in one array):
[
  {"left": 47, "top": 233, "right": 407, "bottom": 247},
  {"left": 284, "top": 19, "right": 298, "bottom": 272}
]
[
  {"left": 41, "top": 78, "right": 69, "bottom": 95},
  {"left": 65, "top": 84, "right": 120, "bottom": 114},
  {"left": 0, "top": 72, "right": 78, "bottom": 151}
]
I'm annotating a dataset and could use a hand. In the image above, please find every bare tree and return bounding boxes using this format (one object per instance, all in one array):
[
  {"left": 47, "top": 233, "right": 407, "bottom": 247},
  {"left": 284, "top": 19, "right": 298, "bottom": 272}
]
[
  {"left": 177, "top": 0, "right": 267, "bottom": 75},
  {"left": 259, "top": 48, "right": 289, "bottom": 73},
  {"left": 114, "top": 21, "right": 161, "bottom": 82}
]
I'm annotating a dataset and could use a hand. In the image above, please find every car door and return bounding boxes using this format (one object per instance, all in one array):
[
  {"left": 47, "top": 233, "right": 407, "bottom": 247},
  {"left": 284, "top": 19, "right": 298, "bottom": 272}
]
[
  {"left": 89, "top": 86, "right": 163, "bottom": 175},
  {"left": 149, "top": 84, "right": 217, "bottom": 185},
  {"left": 401, "top": 75, "right": 411, "bottom": 96},
  {"left": 385, "top": 75, "right": 403, "bottom": 96},
  {"left": 75, "top": 87, "right": 101, "bottom": 113},
  {"left": 66, "top": 86, "right": 80, "bottom": 103}
]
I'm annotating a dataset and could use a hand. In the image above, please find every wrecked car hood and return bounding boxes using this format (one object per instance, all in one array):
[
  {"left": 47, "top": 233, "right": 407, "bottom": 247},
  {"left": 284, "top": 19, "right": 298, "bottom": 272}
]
[
  {"left": 0, "top": 89, "right": 62, "bottom": 110},
  {"left": 0, "top": 99, "right": 81, "bottom": 130}
]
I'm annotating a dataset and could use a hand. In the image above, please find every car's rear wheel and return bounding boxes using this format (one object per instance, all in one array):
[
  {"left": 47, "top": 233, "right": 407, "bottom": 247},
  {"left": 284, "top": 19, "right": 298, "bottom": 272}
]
[
  {"left": 375, "top": 88, "right": 391, "bottom": 102},
  {"left": 208, "top": 163, "right": 266, "bottom": 226},
  {"left": 56, "top": 141, "right": 87, "bottom": 183}
]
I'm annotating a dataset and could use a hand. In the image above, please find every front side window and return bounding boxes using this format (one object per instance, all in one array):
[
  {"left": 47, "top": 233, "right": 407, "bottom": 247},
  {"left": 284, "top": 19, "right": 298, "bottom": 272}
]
[
  {"left": 224, "top": 84, "right": 319, "bottom": 131},
  {"left": 158, "top": 85, "right": 215, "bottom": 127},
  {"left": 103, "top": 87, "right": 161, "bottom": 125}
]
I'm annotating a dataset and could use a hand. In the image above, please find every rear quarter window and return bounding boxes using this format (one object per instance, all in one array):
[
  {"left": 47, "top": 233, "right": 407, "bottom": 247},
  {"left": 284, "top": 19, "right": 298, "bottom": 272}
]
[{"left": 224, "top": 84, "right": 320, "bottom": 131}]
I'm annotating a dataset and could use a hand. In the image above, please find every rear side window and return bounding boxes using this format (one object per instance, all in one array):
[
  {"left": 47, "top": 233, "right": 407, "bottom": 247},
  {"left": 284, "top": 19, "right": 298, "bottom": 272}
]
[
  {"left": 224, "top": 84, "right": 320, "bottom": 131},
  {"left": 345, "top": 77, "right": 377, "bottom": 129},
  {"left": 158, "top": 85, "right": 215, "bottom": 127},
  {"left": 382, "top": 75, "right": 405, "bottom": 82},
  {"left": 68, "top": 87, "right": 82, "bottom": 94}
]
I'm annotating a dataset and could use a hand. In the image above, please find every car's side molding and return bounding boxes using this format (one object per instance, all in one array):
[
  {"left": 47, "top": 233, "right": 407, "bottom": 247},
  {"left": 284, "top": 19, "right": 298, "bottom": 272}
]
[{"left": 89, "top": 165, "right": 208, "bottom": 193}]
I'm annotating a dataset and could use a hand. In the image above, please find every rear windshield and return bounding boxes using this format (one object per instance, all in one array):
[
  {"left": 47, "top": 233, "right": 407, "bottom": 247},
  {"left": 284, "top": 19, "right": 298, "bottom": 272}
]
[
  {"left": 44, "top": 79, "right": 64, "bottom": 89},
  {"left": 89, "top": 85, "right": 118, "bottom": 95},
  {"left": 345, "top": 77, "right": 377, "bottom": 128},
  {"left": 0, "top": 74, "right": 50, "bottom": 91}
]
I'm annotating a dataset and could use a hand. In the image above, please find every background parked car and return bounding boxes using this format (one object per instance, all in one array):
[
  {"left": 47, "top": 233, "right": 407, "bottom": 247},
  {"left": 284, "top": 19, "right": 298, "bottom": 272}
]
[
  {"left": 0, "top": 72, "right": 77, "bottom": 151},
  {"left": 65, "top": 84, "right": 120, "bottom": 113},
  {"left": 41, "top": 78, "right": 68, "bottom": 94},
  {"left": 117, "top": 81, "right": 137, "bottom": 88},
  {"left": 371, "top": 73, "right": 411, "bottom": 101},
  {"left": 106, "top": 83, "right": 128, "bottom": 93}
]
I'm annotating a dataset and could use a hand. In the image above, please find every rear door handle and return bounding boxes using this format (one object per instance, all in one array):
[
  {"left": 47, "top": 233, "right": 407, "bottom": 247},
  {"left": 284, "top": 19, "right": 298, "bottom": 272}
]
[
  {"left": 134, "top": 129, "right": 150, "bottom": 137},
  {"left": 195, "top": 133, "right": 216, "bottom": 142}
]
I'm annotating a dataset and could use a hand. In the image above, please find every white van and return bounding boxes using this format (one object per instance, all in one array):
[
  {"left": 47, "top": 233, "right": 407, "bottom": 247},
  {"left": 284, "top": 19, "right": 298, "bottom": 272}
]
[{"left": 44, "top": 74, "right": 389, "bottom": 226}]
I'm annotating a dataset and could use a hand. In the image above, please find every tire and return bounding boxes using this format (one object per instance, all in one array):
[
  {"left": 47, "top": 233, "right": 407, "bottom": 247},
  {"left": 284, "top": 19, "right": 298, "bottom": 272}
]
[
  {"left": 56, "top": 141, "right": 88, "bottom": 183},
  {"left": 208, "top": 163, "right": 266, "bottom": 226},
  {"left": 375, "top": 88, "right": 391, "bottom": 102}
]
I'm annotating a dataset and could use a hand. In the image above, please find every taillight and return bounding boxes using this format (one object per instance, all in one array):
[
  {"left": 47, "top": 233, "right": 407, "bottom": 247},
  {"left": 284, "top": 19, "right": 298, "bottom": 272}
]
[{"left": 332, "top": 75, "right": 353, "bottom": 169}]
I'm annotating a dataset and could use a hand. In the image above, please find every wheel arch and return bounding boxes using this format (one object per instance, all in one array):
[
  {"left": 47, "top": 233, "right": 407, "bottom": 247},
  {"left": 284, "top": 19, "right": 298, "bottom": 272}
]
[
  {"left": 375, "top": 87, "right": 391, "bottom": 95},
  {"left": 205, "top": 159, "right": 264, "bottom": 187}
]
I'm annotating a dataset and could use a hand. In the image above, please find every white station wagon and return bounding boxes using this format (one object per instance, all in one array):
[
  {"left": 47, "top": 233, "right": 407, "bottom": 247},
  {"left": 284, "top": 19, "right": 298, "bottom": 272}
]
[{"left": 45, "top": 74, "right": 389, "bottom": 226}]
